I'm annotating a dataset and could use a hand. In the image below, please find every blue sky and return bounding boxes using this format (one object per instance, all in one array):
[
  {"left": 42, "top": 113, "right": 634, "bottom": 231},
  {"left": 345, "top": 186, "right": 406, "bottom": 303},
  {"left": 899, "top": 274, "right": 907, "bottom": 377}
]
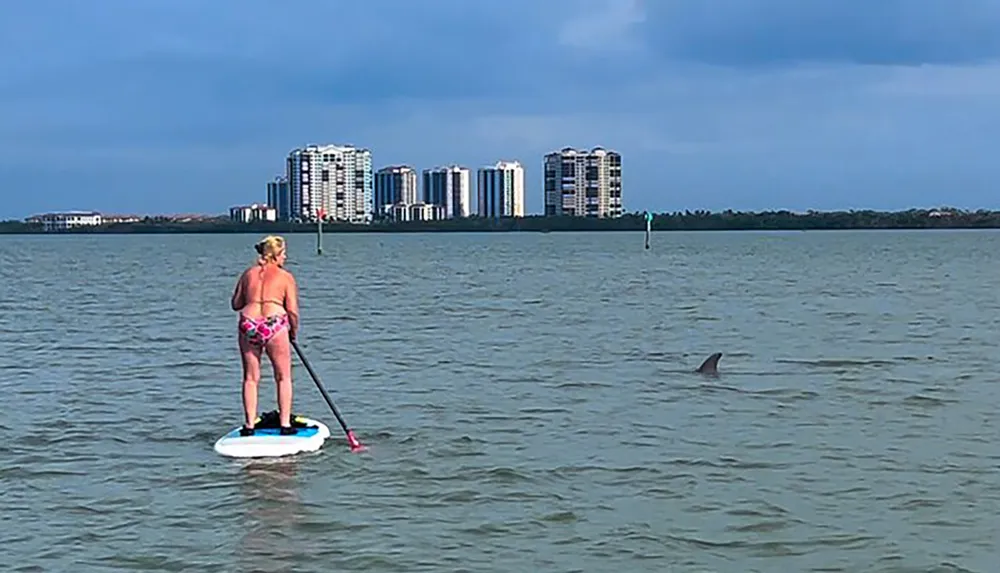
[{"left": 2, "top": 0, "right": 1000, "bottom": 219}]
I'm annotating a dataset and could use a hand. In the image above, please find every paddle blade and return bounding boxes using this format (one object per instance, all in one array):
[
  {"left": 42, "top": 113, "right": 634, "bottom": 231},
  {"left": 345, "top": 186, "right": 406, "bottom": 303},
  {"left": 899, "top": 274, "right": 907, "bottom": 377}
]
[{"left": 346, "top": 429, "right": 366, "bottom": 452}]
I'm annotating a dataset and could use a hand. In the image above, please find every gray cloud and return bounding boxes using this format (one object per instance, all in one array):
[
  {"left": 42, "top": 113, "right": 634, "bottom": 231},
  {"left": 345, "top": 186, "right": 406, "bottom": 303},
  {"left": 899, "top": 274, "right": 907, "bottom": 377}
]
[
  {"left": 3, "top": 0, "right": 1000, "bottom": 217},
  {"left": 640, "top": 0, "right": 1000, "bottom": 66}
]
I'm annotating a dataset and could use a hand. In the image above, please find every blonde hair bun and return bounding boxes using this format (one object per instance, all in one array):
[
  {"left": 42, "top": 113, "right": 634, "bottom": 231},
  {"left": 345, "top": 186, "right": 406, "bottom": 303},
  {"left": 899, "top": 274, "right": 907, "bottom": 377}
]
[{"left": 255, "top": 235, "right": 286, "bottom": 263}]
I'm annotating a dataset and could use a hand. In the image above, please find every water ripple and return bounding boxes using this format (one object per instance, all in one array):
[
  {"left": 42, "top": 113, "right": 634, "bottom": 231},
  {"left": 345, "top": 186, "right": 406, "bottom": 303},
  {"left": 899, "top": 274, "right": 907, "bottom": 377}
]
[{"left": 2, "top": 231, "right": 1000, "bottom": 572}]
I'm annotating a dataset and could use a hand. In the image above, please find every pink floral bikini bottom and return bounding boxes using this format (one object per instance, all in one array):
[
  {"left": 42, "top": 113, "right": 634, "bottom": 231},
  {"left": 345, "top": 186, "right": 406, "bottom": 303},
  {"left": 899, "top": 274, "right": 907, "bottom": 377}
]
[{"left": 239, "top": 313, "right": 289, "bottom": 347}]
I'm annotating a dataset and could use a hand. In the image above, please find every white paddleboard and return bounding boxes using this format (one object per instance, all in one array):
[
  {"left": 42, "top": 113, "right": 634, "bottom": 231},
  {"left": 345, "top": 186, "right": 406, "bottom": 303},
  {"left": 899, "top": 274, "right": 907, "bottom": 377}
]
[{"left": 214, "top": 413, "right": 331, "bottom": 458}]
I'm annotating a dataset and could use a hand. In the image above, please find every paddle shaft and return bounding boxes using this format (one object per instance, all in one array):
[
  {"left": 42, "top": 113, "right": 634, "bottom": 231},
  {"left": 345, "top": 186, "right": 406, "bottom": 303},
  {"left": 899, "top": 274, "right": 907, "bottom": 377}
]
[{"left": 291, "top": 340, "right": 351, "bottom": 435}]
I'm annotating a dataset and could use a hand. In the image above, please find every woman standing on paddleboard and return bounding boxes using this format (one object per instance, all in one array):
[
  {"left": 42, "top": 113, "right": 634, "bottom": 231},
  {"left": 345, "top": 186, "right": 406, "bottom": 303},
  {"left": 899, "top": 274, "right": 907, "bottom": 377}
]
[{"left": 230, "top": 235, "right": 300, "bottom": 436}]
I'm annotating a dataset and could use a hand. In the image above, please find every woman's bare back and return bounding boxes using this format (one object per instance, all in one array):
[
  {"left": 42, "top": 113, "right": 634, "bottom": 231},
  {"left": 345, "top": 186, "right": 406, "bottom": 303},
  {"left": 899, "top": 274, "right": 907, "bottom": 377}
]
[{"left": 237, "top": 264, "right": 292, "bottom": 319}]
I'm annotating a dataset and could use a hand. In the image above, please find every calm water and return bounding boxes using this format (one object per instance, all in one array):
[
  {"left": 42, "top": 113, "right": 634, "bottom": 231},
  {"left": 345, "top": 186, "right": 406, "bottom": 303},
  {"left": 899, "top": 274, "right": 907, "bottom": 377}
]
[{"left": 2, "top": 230, "right": 999, "bottom": 572}]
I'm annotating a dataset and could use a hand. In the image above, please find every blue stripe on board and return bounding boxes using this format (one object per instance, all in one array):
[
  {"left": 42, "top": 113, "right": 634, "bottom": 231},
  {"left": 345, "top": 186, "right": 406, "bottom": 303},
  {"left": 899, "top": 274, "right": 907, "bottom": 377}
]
[{"left": 225, "top": 427, "right": 321, "bottom": 439}]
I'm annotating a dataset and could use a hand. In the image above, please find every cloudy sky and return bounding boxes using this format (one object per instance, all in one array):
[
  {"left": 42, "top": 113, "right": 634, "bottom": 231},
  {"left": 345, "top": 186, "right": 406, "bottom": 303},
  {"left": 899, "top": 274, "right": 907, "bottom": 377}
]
[{"left": 2, "top": 0, "right": 999, "bottom": 219}]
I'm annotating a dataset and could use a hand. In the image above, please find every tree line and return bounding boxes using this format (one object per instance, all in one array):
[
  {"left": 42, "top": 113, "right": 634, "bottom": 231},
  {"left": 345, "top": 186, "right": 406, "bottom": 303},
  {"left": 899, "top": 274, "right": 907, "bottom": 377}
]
[{"left": 4, "top": 207, "right": 1000, "bottom": 234}]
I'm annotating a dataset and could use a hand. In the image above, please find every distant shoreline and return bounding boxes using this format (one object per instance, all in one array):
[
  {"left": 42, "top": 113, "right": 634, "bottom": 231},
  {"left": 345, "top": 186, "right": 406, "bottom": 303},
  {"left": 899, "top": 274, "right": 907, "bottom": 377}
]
[{"left": 4, "top": 209, "right": 1000, "bottom": 234}]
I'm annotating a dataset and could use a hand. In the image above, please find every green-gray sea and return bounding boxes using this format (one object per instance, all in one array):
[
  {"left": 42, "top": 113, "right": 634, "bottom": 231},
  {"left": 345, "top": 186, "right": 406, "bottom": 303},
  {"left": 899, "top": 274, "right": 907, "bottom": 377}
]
[{"left": 2, "top": 230, "right": 998, "bottom": 572}]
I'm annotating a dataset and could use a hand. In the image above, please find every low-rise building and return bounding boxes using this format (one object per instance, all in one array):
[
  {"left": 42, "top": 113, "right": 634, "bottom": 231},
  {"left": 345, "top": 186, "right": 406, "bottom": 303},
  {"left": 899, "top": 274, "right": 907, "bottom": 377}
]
[
  {"left": 230, "top": 204, "right": 277, "bottom": 223},
  {"left": 383, "top": 202, "right": 446, "bottom": 222},
  {"left": 102, "top": 214, "right": 142, "bottom": 224},
  {"left": 25, "top": 211, "right": 103, "bottom": 231}
]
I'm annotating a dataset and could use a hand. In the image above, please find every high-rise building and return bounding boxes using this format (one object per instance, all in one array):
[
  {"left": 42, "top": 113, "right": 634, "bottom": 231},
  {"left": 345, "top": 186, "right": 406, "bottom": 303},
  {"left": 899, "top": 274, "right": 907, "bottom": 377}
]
[
  {"left": 266, "top": 176, "right": 291, "bottom": 221},
  {"left": 477, "top": 161, "right": 525, "bottom": 219},
  {"left": 543, "top": 147, "right": 622, "bottom": 218},
  {"left": 286, "top": 144, "right": 373, "bottom": 223},
  {"left": 422, "top": 165, "right": 471, "bottom": 218},
  {"left": 374, "top": 165, "right": 418, "bottom": 218}
]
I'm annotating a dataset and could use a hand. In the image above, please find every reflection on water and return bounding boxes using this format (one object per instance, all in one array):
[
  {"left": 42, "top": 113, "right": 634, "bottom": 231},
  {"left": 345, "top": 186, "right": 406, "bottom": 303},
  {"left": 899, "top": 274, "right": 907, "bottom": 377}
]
[{"left": 237, "top": 458, "right": 307, "bottom": 572}]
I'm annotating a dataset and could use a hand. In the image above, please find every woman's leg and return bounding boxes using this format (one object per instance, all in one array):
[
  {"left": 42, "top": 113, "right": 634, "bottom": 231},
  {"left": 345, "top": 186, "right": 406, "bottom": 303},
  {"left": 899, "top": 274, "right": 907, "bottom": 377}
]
[
  {"left": 265, "top": 329, "right": 293, "bottom": 427},
  {"left": 239, "top": 332, "right": 263, "bottom": 428}
]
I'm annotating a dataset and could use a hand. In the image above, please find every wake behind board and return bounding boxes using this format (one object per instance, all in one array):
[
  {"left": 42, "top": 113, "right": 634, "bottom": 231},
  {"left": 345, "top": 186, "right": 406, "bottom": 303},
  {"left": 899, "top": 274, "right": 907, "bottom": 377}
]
[{"left": 214, "top": 410, "right": 331, "bottom": 458}]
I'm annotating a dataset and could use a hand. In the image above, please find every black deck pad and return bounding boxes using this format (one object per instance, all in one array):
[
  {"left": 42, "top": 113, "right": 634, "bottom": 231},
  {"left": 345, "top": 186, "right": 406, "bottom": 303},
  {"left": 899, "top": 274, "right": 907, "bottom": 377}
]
[{"left": 254, "top": 410, "right": 316, "bottom": 429}]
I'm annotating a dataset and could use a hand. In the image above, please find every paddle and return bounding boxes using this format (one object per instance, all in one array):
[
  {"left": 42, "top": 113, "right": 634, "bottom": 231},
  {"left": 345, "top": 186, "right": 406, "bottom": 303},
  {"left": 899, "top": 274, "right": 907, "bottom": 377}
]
[{"left": 291, "top": 339, "right": 366, "bottom": 452}]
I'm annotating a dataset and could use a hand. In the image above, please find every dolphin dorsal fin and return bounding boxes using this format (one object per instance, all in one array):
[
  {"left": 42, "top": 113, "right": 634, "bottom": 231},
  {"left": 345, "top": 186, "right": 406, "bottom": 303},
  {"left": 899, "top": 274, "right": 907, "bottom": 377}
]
[{"left": 696, "top": 352, "right": 722, "bottom": 374}]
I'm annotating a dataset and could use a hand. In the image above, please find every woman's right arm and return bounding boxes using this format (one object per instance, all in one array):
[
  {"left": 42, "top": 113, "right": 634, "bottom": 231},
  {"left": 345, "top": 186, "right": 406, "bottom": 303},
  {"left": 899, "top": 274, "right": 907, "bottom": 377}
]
[
  {"left": 231, "top": 270, "right": 247, "bottom": 311},
  {"left": 284, "top": 272, "right": 300, "bottom": 340}
]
